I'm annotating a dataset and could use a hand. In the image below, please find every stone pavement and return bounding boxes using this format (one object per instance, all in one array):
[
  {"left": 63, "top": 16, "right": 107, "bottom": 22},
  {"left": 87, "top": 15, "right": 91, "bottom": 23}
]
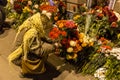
[
  {"left": 114, "top": 0, "right": 120, "bottom": 14},
  {"left": 0, "top": 28, "right": 96, "bottom": 80}
]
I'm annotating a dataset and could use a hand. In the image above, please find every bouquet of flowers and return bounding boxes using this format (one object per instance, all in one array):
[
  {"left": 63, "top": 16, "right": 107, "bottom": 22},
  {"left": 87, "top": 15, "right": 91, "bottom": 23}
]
[
  {"left": 72, "top": 5, "right": 120, "bottom": 80},
  {"left": 49, "top": 4, "right": 120, "bottom": 79},
  {"left": 49, "top": 20, "right": 95, "bottom": 63},
  {"left": 13, "top": 0, "right": 42, "bottom": 14},
  {"left": 74, "top": 6, "right": 120, "bottom": 42}
]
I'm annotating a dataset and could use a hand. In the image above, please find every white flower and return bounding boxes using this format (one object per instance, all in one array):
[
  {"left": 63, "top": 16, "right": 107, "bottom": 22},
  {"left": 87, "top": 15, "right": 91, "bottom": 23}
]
[
  {"left": 98, "top": 40, "right": 102, "bottom": 45},
  {"left": 42, "top": 10, "right": 47, "bottom": 14},
  {"left": 94, "top": 68, "right": 107, "bottom": 80},
  {"left": 67, "top": 47, "right": 73, "bottom": 53},
  {"left": 28, "top": 1, "right": 32, "bottom": 5},
  {"left": 34, "top": 4, "right": 39, "bottom": 9},
  {"left": 70, "top": 40, "right": 76, "bottom": 47},
  {"left": 94, "top": 67, "right": 107, "bottom": 80},
  {"left": 117, "top": 56, "right": 120, "bottom": 60},
  {"left": 111, "top": 53, "right": 117, "bottom": 57},
  {"left": 32, "top": 9, "right": 37, "bottom": 13}
]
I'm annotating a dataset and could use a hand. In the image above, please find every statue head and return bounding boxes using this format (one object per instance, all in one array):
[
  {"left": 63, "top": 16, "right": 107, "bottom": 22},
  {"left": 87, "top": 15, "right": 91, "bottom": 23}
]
[{"left": 40, "top": 13, "right": 53, "bottom": 36}]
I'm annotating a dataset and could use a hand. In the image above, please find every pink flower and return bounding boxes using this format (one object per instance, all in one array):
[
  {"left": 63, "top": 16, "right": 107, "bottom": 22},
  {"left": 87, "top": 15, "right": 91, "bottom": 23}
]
[{"left": 65, "top": 21, "right": 77, "bottom": 29}]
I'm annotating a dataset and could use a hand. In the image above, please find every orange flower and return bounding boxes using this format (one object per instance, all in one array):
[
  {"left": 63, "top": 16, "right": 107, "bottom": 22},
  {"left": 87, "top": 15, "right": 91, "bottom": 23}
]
[
  {"left": 54, "top": 16, "right": 58, "bottom": 21},
  {"left": 58, "top": 23, "right": 64, "bottom": 28},
  {"left": 96, "top": 49, "right": 101, "bottom": 53},
  {"left": 101, "top": 45, "right": 112, "bottom": 50},
  {"left": 111, "top": 22, "right": 118, "bottom": 28},
  {"left": 40, "top": 4, "right": 57, "bottom": 13},
  {"left": 66, "top": 53, "right": 78, "bottom": 60},
  {"left": 79, "top": 39, "right": 83, "bottom": 43},
  {"left": 79, "top": 33, "right": 84, "bottom": 39},
  {"left": 102, "top": 40, "right": 108, "bottom": 45},
  {"left": 81, "top": 42, "right": 87, "bottom": 47},
  {"left": 99, "top": 37, "right": 106, "bottom": 42},
  {"left": 49, "top": 27, "right": 61, "bottom": 40},
  {"left": 97, "top": 13, "right": 104, "bottom": 18},
  {"left": 89, "top": 42, "right": 94, "bottom": 46},
  {"left": 76, "top": 43, "right": 82, "bottom": 51},
  {"left": 61, "top": 31, "right": 67, "bottom": 36}
]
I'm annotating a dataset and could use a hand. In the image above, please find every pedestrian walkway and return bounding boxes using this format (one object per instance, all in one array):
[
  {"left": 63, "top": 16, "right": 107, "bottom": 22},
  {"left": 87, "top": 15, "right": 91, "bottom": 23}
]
[{"left": 0, "top": 28, "right": 96, "bottom": 80}]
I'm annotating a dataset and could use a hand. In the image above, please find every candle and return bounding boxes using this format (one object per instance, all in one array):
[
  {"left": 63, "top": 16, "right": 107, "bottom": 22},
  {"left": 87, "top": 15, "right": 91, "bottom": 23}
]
[{"left": 108, "top": 0, "right": 116, "bottom": 10}]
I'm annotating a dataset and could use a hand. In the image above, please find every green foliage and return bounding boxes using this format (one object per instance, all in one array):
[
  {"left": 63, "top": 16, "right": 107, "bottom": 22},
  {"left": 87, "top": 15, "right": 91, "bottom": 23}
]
[
  {"left": 104, "top": 56, "right": 120, "bottom": 80},
  {"left": 81, "top": 53, "right": 107, "bottom": 75}
]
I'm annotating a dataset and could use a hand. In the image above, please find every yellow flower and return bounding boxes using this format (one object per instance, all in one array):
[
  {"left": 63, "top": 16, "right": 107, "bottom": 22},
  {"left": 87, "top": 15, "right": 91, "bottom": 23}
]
[
  {"left": 70, "top": 40, "right": 76, "bottom": 47},
  {"left": 58, "top": 23, "right": 64, "bottom": 28},
  {"left": 79, "top": 39, "right": 83, "bottom": 43},
  {"left": 67, "top": 47, "right": 73, "bottom": 53},
  {"left": 73, "top": 15, "right": 80, "bottom": 20},
  {"left": 23, "top": 7, "right": 31, "bottom": 13},
  {"left": 79, "top": 33, "right": 85, "bottom": 39},
  {"left": 23, "top": 7, "right": 27, "bottom": 13},
  {"left": 66, "top": 54, "right": 72, "bottom": 60},
  {"left": 28, "top": 1, "right": 32, "bottom": 5},
  {"left": 89, "top": 42, "right": 94, "bottom": 46},
  {"left": 73, "top": 53, "right": 78, "bottom": 59},
  {"left": 66, "top": 54, "right": 78, "bottom": 60},
  {"left": 81, "top": 42, "right": 87, "bottom": 47},
  {"left": 117, "top": 33, "right": 120, "bottom": 39}
]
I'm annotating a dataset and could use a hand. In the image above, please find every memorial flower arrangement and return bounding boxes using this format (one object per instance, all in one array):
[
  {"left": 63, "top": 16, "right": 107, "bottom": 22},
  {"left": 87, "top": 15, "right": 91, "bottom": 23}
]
[
  {"left": 5, "top": 0, "right": 43, "bottom": 28},
  {"left": 6, "top": 0, "right": 58, "bottom": 29},
  {"left": 49, "top": 5, "right": 120, "bottom": 80},
  {"left": 49, "top": 20, "right": 95, "bottom": 61},
  {"left": 72, "top": 6, "right": 120, "bottom": 80},
  {"left": 6, "top": 0, "right": 120, "bottom": 79}
]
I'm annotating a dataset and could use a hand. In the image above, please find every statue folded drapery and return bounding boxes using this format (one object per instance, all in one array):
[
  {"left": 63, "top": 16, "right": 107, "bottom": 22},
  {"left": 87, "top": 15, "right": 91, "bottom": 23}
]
[{"left": 8, "top": 12, "right": 55, "bottom": 75}]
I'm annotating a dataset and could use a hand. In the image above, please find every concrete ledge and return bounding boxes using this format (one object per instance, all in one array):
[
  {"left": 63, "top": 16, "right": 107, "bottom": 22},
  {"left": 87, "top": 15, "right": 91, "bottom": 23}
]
[
  {"left": 47, "top": 53, "right": 97, "bottom": 80},
  {"left": 48, "top": 53, "right": 75, "bottom": 72}
]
